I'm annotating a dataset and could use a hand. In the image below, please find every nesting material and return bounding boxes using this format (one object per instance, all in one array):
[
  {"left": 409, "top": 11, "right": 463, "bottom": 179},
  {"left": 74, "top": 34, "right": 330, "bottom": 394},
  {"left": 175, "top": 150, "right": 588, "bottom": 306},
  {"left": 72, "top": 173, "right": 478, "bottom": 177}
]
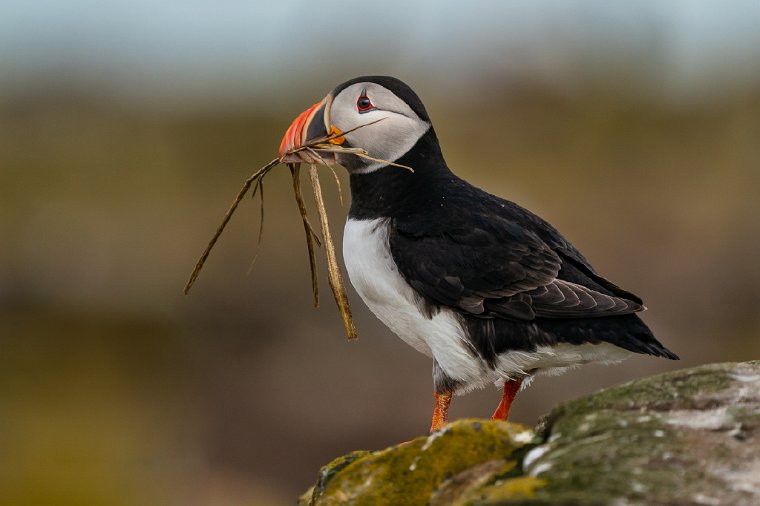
[{"left": 183, "top": 122, "right": 411, "bottom": 340}]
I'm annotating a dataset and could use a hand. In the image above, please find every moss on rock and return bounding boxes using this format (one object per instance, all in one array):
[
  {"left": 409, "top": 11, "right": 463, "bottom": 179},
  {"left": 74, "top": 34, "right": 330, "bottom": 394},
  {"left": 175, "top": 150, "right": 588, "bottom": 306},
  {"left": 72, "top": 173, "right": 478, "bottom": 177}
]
[
  {"left": 457, "top": 475, "right": 547, "bottom": 505},
  {"left": 525, "top": 361, "right": 760, "bottom": 505},
  {"left": 536, "top": 362, "right": 739, "bottom": 436},
  {"left": 299, "top": 362, "right": 760, "bottom": 505},
  {"left": 302, "top": 419, "right": 536, "bottom": 506}
]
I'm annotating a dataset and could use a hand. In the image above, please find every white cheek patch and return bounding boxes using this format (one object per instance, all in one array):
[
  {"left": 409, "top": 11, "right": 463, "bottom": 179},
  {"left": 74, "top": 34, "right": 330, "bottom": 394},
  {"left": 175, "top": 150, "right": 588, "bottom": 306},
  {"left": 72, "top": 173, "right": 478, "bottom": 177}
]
[{"left": 330, "top": 83, "right": 430, "bottom": 173}]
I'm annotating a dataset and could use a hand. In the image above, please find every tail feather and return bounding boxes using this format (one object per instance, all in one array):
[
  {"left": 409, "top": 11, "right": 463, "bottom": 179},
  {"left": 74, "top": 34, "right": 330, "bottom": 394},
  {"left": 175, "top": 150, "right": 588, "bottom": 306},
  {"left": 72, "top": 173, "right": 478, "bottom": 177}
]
[{"left": 539, "top": 313, "right": 679, "bottom": 360}]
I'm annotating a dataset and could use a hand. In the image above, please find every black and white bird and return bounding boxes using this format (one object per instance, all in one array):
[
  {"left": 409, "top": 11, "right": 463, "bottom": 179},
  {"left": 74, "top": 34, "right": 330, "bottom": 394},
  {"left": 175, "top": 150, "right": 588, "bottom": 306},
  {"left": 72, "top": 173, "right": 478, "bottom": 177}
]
[{"left": 279, "top": 76, "right": 678, "bottom": 432}]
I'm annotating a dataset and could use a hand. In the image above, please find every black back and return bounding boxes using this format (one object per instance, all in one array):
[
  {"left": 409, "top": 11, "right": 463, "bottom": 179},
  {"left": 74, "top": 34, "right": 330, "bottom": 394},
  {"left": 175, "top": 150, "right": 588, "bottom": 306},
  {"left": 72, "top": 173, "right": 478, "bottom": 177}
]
[{"left": 343, "top": 79, "right": 679, "bottom": 363}]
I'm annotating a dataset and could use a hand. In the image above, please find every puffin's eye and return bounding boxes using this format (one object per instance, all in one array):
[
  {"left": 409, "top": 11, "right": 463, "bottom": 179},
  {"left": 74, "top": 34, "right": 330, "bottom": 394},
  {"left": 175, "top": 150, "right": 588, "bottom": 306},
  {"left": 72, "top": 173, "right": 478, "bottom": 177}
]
[{"left": 356, "top": 91, "right": 374, "bottom": 113}]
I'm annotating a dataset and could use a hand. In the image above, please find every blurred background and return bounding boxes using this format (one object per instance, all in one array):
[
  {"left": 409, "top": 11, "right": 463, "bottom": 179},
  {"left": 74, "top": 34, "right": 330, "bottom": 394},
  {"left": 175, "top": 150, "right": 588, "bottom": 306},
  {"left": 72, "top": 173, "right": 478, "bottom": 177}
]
[{"left": 2, "top": 1, "right": 760, "bottom": 504}]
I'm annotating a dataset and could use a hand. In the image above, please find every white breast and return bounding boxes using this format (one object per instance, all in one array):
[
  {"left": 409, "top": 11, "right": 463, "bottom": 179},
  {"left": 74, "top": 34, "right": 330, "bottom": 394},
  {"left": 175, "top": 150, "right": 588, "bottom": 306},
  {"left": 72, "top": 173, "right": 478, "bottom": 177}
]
[
  {"left": 342, "top": 218, "right": 633, "bottom": 392},
  {"left": 342, "top": 218, "right": 488, "bottom": 385}
]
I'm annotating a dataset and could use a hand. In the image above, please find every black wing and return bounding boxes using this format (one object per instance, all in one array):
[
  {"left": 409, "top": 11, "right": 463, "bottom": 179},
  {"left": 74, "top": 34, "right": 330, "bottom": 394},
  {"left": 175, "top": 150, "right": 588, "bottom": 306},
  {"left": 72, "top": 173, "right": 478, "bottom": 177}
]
[{"left": 389, "top": 208, "right": 644, "bottom": 321}]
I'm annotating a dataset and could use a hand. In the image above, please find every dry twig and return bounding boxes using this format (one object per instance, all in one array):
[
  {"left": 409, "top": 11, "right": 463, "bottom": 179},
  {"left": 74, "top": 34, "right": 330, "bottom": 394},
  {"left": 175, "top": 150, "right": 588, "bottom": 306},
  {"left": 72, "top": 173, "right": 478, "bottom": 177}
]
[
  {"left": 183, "top": 158, "right": 278, "bottom": 295},
  {"left": 308, "top": 164, "right": 357, "bottom": 339},
  {"left": 184, "top": 120, "right": 412, "bottom": 340},
  {"left": 289, "top": 163, "right": 321, "bottom": 307}
]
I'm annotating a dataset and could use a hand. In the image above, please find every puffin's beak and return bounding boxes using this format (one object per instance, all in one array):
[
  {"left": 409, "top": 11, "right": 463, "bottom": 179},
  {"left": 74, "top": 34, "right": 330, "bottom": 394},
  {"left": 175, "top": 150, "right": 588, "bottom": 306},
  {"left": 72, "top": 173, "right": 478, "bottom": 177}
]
[{"left": 278, "top": 95, "right": 343, "bottom": 164}]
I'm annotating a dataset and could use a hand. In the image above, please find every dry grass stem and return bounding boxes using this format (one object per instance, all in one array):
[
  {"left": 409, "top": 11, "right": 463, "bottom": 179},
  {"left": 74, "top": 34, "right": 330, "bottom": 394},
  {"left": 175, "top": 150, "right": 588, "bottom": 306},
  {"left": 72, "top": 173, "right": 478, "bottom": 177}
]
[
  {"left": 245, "top": 177, "right": 266, "bottom": 274},
  {"left": 308, "top": 164, "right": 357, "bottom": 340},
  {"left": 304, "top": 146, "right": 345, "bottom": 206},
  {"left": 290, "top": 163, "right": 321, "bottom": 307},
  {"left": 184, "top": 118, "right": 413, "bottom": 340},
  {"left": 183, "top": 157, "right": 278, "bottom": 295},
  {"left": 327, "top": 164, "right": 344, "bottom": 206}
]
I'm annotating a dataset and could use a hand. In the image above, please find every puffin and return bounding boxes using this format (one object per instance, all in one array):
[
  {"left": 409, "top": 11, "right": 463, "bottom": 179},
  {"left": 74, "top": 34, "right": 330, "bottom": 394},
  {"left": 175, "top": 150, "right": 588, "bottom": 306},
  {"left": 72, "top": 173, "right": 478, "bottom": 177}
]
[{"left": 278, "top": 76, "right": 678, "bottom": 433}]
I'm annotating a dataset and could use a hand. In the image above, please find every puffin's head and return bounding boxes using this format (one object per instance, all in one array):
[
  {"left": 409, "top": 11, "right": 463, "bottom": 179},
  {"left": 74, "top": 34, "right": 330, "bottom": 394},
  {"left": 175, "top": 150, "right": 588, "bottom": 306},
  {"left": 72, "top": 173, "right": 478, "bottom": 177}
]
[{"left": 279, "top": 76, "right": 432, "bottom": 174}]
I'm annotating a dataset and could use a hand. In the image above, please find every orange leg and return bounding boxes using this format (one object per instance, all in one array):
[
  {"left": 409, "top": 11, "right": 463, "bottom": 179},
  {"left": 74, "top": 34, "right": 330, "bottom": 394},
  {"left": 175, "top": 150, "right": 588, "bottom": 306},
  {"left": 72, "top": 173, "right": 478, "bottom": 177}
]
[
  {"left": 491, "top": 379, "right": 522, "bottom": 421},
  {"left": 429, "top": 390, "right": 453, "bottom": 433}
]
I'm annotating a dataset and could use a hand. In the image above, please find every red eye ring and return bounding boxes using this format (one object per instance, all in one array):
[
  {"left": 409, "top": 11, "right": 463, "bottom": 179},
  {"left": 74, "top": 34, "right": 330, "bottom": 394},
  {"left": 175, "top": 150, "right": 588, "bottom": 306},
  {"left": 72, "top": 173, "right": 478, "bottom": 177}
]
[{"left": 357, "top": 89, "right": 374, "bottom": 113}]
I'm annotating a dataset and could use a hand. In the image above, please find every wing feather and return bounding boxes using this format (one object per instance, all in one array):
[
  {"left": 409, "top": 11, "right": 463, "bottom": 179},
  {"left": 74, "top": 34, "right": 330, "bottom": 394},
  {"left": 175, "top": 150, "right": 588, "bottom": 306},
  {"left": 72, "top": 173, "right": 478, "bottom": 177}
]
[{"left": 390, "top": 212, "right": 644, "bottom": 321}]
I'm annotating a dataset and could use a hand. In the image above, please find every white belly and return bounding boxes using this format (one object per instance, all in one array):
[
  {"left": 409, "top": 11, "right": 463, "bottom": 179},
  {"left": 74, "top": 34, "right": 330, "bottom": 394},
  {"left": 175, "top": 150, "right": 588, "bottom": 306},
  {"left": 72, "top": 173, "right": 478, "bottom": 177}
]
[
  {"left": 342, "top": 218, "right": 633, "bottom": 391},
  {"left": 342, "top": 218, "right": 487, "bottom": 385}
]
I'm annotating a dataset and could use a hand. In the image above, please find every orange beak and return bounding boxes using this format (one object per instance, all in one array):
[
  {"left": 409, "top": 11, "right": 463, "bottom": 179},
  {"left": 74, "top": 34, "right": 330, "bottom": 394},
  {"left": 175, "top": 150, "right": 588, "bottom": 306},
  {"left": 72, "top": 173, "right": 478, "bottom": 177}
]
[{"left": 278, "top": 96, "right": 343, "bottom": 164}]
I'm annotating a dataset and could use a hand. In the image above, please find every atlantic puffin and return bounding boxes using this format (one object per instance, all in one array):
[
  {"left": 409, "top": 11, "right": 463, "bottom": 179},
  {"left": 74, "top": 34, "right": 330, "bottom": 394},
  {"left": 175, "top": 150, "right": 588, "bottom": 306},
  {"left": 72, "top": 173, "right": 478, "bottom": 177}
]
[{"left": 278, "top": 76, "right": 678, "bottom": 432}]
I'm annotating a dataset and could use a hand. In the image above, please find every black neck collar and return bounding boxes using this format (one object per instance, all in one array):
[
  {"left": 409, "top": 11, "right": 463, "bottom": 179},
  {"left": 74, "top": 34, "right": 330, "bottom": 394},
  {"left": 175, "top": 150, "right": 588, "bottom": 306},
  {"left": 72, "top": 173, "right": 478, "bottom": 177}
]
[{"left": 347, "top": 128, "right": 455, "bottom": 220}]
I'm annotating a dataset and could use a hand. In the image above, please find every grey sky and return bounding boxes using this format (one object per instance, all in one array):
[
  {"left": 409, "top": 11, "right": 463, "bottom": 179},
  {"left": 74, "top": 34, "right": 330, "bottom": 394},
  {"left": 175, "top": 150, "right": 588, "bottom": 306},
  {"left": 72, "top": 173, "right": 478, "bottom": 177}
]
[{"left": 2, "top": 0, "right": 759, "bottom": 108}]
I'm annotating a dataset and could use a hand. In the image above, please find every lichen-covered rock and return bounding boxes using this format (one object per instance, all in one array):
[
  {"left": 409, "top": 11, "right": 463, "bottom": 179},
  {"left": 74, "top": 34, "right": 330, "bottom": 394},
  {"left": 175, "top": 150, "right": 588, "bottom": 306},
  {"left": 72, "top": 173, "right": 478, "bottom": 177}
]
[
  {"left": 299, "top": 419, "right": 537, "bottom": 506},
  {"left": 299, "top": 361, "right": 760, "bottom": 505},
  {"left": 525, "top": 361, "right": 760, "bottom": 505}
]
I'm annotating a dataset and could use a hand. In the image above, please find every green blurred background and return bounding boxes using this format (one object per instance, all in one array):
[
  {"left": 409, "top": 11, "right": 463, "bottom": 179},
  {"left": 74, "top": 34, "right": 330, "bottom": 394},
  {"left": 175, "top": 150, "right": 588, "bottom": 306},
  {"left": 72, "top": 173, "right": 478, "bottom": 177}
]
[{"left": 2, "top": 1, "right": 760, "bottom": 504}]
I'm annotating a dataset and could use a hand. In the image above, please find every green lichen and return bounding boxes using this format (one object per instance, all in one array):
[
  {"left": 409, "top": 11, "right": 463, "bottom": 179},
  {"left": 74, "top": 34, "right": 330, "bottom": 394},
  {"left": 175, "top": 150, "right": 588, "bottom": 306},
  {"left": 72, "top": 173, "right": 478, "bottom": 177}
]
[
  {"left": 524, "top": 362, "right": 760, "bottom": 505},
  {"left": 429, "top": 460, "right": 515, "bottom": 506},
  {"left": 299, "top": 362, "right": 760, "bottom": 505},
  {"left": 527, "top": 411, "right": 721, "bottom": 504},
  {"left": 306, "top": 419, "right": 534, "bottom": 506},
  {"left": 299, "top": 451, "right": 371, "bottom": 506},
  {"left": 728, "top": 405, "right": 760, "bottom": 426},
  {"left": 315, "top": 451, "right": 371, "bottom": 497},
  {"left": 459, "top": 476, "right": 547, "bottom": 505},
  {"left": 537, "top": 362, "right": 737, "bottom": 438}
]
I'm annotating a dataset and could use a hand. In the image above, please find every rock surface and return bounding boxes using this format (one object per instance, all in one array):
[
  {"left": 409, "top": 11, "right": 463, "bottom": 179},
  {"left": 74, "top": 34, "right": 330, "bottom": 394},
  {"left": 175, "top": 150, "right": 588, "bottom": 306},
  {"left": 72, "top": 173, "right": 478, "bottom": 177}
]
[{"left": 299, "top": 361, "right": 760, "bottom": 505}]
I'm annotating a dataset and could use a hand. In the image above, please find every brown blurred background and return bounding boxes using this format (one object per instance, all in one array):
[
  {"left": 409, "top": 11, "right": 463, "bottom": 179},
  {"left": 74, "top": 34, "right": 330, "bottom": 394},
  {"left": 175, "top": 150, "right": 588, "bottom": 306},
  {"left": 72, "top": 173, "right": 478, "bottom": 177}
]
[{"left": 1, "top": 2, "right": 760, "bottom": 505}]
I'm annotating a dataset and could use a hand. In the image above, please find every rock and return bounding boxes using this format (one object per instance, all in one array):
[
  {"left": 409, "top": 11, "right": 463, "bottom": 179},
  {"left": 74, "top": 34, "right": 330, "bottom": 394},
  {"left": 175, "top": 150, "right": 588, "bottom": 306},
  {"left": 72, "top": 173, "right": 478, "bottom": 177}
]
[
  {"left": 528, "top": 360, "right": 760, "bottom": 505},
  {"left": 298, "top": 420, "right": 538, "bottom": 505},
  {"left": 299, "top": 361, "right": 760, "bottom": 505}
]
